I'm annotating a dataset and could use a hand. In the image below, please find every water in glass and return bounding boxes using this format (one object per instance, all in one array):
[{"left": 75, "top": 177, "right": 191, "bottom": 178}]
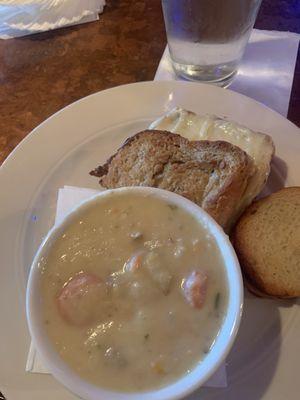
[{"left": 162, "top": 0, "right": 262, "bottom": 86}]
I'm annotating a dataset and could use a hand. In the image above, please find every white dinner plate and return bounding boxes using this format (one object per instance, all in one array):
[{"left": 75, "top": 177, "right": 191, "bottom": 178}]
[{"left": 0, "top": 81, "right": 299, "bottom": 400}]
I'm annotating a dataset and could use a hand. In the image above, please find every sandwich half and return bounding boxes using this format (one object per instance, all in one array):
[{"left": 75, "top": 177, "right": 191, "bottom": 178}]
[
  {"left": 149, "top": 107, "right": 275, "bottom": 225},
  {"left": 90, "top": 130, "right": 254, "bottom": 231}
]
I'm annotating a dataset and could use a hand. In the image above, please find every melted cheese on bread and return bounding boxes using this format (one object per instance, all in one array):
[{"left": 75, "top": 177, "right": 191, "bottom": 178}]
[{"left": 149, "top": 107, "right": 275, "bottom": 226}]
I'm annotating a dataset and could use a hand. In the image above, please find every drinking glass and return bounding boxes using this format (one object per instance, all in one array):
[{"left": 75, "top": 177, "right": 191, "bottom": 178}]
[{"left": 161, "top": 0, "right": 262, "bottom": 86}]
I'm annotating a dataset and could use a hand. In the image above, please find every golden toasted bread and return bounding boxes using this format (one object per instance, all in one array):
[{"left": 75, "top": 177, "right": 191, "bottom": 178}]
[
  {"left": 232, "top": 187, "right": 300, "bottom": 298},
  {"left": 90, "top": 130, "right": 254, "bottom": 230}
]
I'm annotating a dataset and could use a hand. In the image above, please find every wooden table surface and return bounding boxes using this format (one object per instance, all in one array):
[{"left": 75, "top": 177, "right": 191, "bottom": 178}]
[{"left": 0, "top": 0, "right": 299, "bottom": 165}]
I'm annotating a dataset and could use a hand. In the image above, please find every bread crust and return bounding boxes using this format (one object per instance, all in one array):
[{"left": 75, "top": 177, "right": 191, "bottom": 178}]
[{"left": 90, "top": 130, "right": 254, "bottom": 231}]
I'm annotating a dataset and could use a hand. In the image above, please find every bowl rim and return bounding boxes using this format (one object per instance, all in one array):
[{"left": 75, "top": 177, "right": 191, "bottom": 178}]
[{"left": 26, "top": 186, "right": 243, "bottom": 400}]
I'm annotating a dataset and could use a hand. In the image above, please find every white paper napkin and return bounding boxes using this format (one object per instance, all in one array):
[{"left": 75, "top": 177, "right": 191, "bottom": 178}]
[
  {"left": 155, "top": 29, "right": 300, "bottom": 117},
  {"left": 26, "top": 185, "right": 227, "bottom": 388},
  {"left": 0, "top": 0, "right": 106, "bottom": 39}
]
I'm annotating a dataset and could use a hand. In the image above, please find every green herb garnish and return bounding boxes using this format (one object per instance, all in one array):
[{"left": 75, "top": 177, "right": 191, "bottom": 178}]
[{"left": 214, "top": 292, "right": 221, "bottom": 310}]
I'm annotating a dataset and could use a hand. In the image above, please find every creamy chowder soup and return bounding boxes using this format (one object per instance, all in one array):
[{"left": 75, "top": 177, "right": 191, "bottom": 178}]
[{"left": 40, "top": 191, "right": 228, "bottom": 392}]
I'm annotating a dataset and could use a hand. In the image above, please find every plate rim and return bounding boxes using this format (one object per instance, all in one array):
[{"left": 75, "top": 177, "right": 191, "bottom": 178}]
[{"left": 1, "top": 80, "right": 299, "bottom": 173}]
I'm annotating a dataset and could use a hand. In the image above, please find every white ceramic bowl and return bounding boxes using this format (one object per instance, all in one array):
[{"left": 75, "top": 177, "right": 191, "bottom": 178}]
[{"left": 26, "top": 186, "right": 243, "bottom": 400}]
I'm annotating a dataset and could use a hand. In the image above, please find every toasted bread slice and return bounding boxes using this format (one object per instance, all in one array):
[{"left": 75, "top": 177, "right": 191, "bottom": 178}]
[
  {"left": 150, "top": 107, "right": 275, "bottom": 221},
  {"left": 90, "top": 130, "right": 254, "bottom": 230},
  {"left": 232, "top": 187, "right": 300, "bottom": 298}
]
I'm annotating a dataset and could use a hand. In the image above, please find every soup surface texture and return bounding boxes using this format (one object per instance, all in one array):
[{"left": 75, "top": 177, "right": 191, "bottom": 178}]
[{"left": 40, "top": 191, "right": 228, "bottom": 391}]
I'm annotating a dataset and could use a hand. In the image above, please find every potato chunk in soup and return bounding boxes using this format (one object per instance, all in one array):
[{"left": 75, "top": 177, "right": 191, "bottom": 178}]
[{"left": 40, "top": 192, "right": 228, "bottom": 391}]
